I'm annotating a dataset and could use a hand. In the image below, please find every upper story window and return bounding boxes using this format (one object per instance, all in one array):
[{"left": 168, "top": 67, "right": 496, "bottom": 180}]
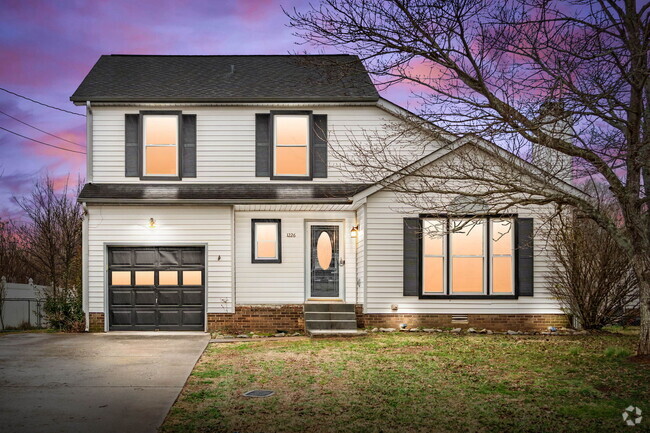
[
  {"left": 422, "top": 217, "right": 514, "bottom": 296},
  {"left": 143, "top": 115, "right": 179, "bottom": 177},
  {"left": 273, "top": 115, "right": 309, "bottom": 177}
]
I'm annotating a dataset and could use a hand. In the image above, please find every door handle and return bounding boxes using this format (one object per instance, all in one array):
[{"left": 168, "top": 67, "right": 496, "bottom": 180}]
[{"left": 339, "top": 258, "right": 345, "bottom": 266}]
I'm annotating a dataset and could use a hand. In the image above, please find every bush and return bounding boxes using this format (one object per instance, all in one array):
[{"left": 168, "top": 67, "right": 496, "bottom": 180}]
[
  {"left": 549, "top": 216, "right": 638, "bottom": 330},
  {"left": 42, "top": 290, "right": 84, "bottom": 332}
]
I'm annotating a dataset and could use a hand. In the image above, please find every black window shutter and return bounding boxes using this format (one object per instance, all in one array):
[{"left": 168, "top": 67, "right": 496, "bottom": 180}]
[
  {"left": 312, "top": 114, "right": 328, "bottom": 178},
  {"left": 255, "top": 114, "right": 271, "bottom": 177},
  {"left": 403, "top": 218, "right": 421, "bottom": 296},
  {"left": 125, "top": 114, "right": 139, "bottom": 177},
  {"left": 182, "top": 114, "right": 197, "bottom": 178},
  {"left": 516, "top": 218, "right": 534, "bottom": 296}
]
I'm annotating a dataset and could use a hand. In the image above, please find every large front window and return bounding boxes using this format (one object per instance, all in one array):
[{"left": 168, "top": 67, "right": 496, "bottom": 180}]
[
  {"left": 273, "top": 115, "right": 309, "bottom": 177},
  {"left": 422, "top": 217, "right": 514, "bottom": 296},
  {"left": 143, "top": 115, "right": 179, "bottom": 177}
]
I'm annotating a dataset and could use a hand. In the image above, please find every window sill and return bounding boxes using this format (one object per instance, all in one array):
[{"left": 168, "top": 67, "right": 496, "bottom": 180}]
[
  {"left": 140, "top": 176, "right": 182, "bottom": 181},
  {"left": 251, "top": 259, "right": 282, "bottom": 264},
  {"left": 417, "top": 295, "right": 519, "bottom": 300},
  {"left": 270, "top": 175, "right": 313, "bottom": 181}
]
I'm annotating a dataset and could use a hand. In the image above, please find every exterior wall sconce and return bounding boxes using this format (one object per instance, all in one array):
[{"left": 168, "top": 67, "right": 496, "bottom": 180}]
[
  {"left": 350, "top": 225, "right": 359, "bottom": 238},
  {"left": 148, "top": 218, "right": 156, "bottom": 229}
]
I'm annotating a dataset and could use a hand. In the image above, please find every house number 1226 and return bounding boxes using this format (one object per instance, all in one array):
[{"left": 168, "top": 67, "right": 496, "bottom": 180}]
[{"left": 286, "top": 233, "right": 296, "bottom": 238}]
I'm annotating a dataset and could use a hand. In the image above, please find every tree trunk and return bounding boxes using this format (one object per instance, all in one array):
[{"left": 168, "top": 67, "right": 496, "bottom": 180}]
[{"left": 632, "top": 254, "right": 650, "bottom": 355}]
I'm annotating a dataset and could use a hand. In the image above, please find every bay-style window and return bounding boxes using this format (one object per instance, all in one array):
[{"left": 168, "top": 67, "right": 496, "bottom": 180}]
[
  {"left": 421, "top": 217, "right": 515, "bottom": 296},
  {"left": 273, "top": 114, "right": 309, "bottom": 177},
  {"left": 143, "top": 114, "right": 179, "bottom": 177},
  {"left": 252, "top": 219, "right": 282, "bottom": 263}
]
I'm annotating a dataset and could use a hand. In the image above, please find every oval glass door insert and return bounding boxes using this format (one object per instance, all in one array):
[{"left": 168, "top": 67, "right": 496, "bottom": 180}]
[{"left": 316, "top": 231, "right": 333, "bottom": 270}]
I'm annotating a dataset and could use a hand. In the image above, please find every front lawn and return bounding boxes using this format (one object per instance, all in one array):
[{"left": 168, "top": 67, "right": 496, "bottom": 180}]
[{"left": 162, "top": 332, "right": 649, "bottom": 432}]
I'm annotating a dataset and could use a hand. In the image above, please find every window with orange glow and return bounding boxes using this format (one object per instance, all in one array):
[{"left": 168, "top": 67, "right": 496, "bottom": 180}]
[
  {"left": 420, "top": 217, "right": 515, "bottom": 296},
  {"left": 450, "top": 219, "right": 485, "bottom": 294},
  {"left": 252, "top": 220, "right": 281, "bottom": 263},
  {"left": 143, "top": 115, "right": 178, "bottom": 176},
  {"left": 422, "top": 219, "right": 446, "bottom": 293},
  {"left": 274, "top": 115, "right": 309, "bottom": 176},
  {"left": 182, "top": 271, "right": 202, "bottom": 286},
  {"left": 491, "top": 219, "right": 514, "bottom": 294}
]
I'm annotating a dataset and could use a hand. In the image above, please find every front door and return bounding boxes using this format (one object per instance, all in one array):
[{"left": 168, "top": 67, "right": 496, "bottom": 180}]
[{"left": 310, "top": 225, "right": 340, "bottom": 298}]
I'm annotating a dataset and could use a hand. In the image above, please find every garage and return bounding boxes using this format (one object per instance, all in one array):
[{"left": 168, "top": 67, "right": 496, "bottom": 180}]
[{"left": 107, "top": 246, "right": 205, "bottom": 331}]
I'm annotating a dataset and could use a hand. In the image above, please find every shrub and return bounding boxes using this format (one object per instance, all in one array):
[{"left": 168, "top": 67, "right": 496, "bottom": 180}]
[
  {"left": 549, "top": 216, "right": 638, "bottom": 330},
  {"left": 42, "top": 289, "right": 84, "bottom": 332}
]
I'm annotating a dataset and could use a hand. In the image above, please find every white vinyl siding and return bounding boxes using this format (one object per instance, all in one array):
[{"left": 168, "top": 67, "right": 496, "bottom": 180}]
[
  {"left": 235, "top": 210, "right": 357, "bottom": 305},
  {"left": 86, "top": 205, "right": 233, "bottom": 315},
  {"left": 364, "top": 190, "right": 562, "bottom": 314},
  {"left": 90, "top": 105, "right": 441, "bottom": 183}
]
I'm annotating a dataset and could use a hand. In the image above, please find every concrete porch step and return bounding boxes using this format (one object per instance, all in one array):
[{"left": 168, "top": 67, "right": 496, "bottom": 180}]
[
  {"left": 307, "top": 330, "right": 368, "bottom": 338},
  {"left": 305, "top": 319, "right": 357, "bottom": 330},
  {"left": 303, "top": 303, "right": 356, "bottom": 313},
  {"left": 304, "top": 311, "right": 356, "bottom": 321}
]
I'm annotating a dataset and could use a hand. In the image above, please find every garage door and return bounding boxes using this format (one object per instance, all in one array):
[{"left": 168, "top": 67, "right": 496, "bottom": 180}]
[{"left": 108, "top": 247, "right": 205, "bottom": 331}]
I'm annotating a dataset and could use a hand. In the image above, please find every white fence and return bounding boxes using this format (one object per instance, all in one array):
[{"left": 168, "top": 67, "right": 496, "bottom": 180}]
[{"left": 0, "top": 276, "right": 49, "bottom": 330}]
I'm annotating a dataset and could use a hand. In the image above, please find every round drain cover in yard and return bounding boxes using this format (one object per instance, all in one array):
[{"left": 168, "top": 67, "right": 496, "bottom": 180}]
[{"left": 243, "top": 390, "right": 274, "bottom": 398}]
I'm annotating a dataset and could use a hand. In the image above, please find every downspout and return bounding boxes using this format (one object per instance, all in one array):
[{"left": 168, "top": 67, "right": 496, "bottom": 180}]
[
  {"left": 82, "top": 101, "right": 92, "bottom": 331},
  {"left": 82, "top": 202, "right": 89, "bottom": 331},
  {"left": 86, "top": 101, "right": 93, "bottom": 183}
]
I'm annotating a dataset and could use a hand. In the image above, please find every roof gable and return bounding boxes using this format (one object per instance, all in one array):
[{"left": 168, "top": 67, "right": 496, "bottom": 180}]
[{"left": 70, "top": 55, "right": 379, "bottom": 103}]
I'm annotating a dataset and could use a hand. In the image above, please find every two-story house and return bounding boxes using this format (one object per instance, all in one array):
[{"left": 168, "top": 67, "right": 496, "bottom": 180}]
[{"left": 72, "top": 54, "right": 572, "bottom": 334}]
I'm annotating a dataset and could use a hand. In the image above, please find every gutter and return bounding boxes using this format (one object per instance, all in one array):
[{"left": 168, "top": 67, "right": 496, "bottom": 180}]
[{"left": 77, "top": 198, "right": 355, "bottom": 205}]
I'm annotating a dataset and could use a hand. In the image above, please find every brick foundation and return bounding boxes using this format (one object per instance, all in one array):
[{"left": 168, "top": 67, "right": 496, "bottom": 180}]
[
  {"left": 361, "top": 313, "right": 568, "bottom": 331},
  {"left": 207, "top": 305, "right": 567, "bottom": 333},
  {"left": 88, "top": 312, "right": 105, "bottom": 332},
  {"left": 208, "top": 305, "right": 306, "bottom": 333}
]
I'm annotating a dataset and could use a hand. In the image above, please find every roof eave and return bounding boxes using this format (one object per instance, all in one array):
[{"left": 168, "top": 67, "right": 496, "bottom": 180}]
[
  {"left": 77, "top": 198, "right": 354, "bottom": 205},
  {"left": 70, "top": 95, "right": 380, "bottom": 105}
]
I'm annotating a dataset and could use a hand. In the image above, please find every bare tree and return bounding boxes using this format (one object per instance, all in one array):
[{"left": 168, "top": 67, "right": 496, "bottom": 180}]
[
  {"left": 287, "top": 0, "right": 650, "bottom": 354},
  {"left": 0, "top": 218, "right": 27, "bottom": 284},
  {"left": 14, "top": 176, "right": 84, "bottom": 331}
]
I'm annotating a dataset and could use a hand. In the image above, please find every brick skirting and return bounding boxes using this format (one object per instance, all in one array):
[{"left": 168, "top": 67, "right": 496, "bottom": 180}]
[
  {"left": 88, "top": 312, "right": 105, "bottom": 332},
  {"left": 207, "top": 305, "right": 567, "bottom": 333},
  {"left": 361, "top": 313, "right": 568, "bottom": 331}
]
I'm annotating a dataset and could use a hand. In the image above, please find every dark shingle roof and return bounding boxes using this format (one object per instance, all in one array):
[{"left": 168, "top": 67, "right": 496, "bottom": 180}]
[
  {"left": 78, "top": 183, "right": 370, "bottom": 204},
  {"left": 70, "top": 55, "right": 379, "bottom": 103}
]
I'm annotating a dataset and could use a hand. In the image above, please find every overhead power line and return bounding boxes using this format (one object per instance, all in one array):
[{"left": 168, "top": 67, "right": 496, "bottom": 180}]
[
  {"left": 0, "top": 126, "right": 86, "bottom": 155},
  {"left": 0, "top": 109, "right": 85, "bottom": 147},
  {"left": 0, "top": 87, "right": 85, "bottom": 117}
]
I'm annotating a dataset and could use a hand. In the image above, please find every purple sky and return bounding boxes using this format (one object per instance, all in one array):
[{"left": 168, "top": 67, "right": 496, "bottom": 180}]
[{"left": 0, "top": 0, "right": 412, "bottom": 221}]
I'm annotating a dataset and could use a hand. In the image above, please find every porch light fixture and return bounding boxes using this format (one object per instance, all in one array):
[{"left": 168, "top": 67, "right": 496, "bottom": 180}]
[
  {"left": 350, "top": 225, "right": 359, "bottom": 238},
  {"left": 148, "top": 218, "right": 156, "bottom": 229}
]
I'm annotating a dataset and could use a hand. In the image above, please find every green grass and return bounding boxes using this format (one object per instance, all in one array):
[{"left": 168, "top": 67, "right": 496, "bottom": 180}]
[{"left": 161, "top": 332, "right": 650, "bottom": 433}]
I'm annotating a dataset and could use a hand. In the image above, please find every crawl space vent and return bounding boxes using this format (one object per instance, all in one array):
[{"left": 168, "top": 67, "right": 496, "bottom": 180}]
[
  {"left": 243, "top": 390, "right": 275, "bottom": 398},
  {"left": 451, "top": 315, "right": 469, "bottom": 324}
]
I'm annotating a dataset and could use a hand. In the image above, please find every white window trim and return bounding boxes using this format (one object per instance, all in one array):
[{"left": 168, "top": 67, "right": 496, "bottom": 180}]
[
  {"left": 253, "top": 221, "right": 280, "bottom": 261},
  {"left": 422, "top": 219, "right": 447, "bottom": 294},
  {"left": 273, "top": 114, "right": 310, "bottom": 177},
  {"left": 489, "top": 218, "right": 516, "bottom": 295},
  {"left": 142, "top": 114, "right": 179, "bottom": 178}
]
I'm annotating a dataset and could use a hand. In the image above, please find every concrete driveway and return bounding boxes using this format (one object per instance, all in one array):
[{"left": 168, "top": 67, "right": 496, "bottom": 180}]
[{"left": 0, "top": 332, "right": 209, "bottom": 433}]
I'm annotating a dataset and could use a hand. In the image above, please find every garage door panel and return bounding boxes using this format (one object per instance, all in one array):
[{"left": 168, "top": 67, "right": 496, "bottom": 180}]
[
  {"left": 159, "top": 249, "right": 181, "bottom": 266},
  {"left": 134, "top": 249, "right": 156, "bottom": 266},
  {"left": 111, "top": 310, "right": 133, "bottom": 326},
  {"left": 158, "top": 290, "right": 181, "bottom": 306},
  {"left": 108, "top": 246, "right": 205, "bottom": 331},
  {"left": 158, "top": 310, "right": 181, "bottom": 326},
  {"left": 134, "top": 310, "right": 156, "bottom": 326},
  {"left": 110, "top": 290, "right": 132, "bottom": 306},
  {"left": 134, "top": 290, "right": 156, "bottom": 305},
  {"left": 182, "top": 310, "right": 203, "bottom": 326},
  {"left": 110, "top": 250, "right": 132, "bottom": 266},
  {"left": 182, "top": 250, "right": 203, "bottom": 265},
  {"left": 182, "top": 291, "right": 204, "bottom": 306}
]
